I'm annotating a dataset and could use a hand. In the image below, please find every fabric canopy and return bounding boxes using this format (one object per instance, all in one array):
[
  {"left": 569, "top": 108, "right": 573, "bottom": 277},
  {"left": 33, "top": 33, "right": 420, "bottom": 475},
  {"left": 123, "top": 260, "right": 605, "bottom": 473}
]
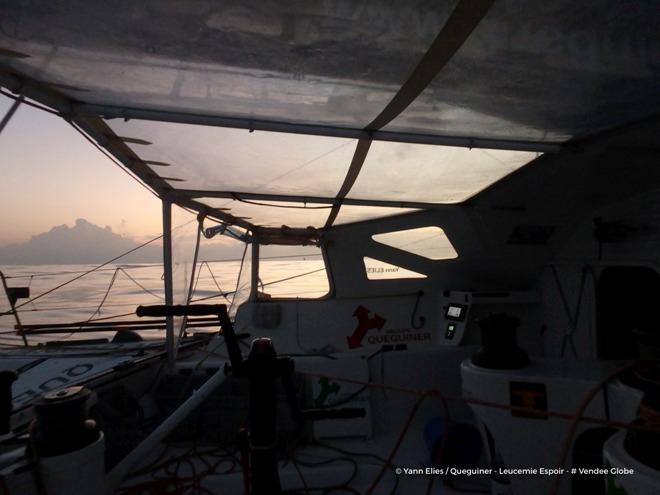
[{"left": 1, "top": 0, "right": 658, "bottom": 232}]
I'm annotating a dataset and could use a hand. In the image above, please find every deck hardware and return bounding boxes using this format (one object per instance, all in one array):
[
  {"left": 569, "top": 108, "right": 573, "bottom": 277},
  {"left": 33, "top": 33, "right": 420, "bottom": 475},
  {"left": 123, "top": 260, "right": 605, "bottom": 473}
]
[
  {"left": 0, "top": 271, "right": 29, "bottom": 346},
  {"left": 135, "top": 304, "right": 365, "bottom": 494}
]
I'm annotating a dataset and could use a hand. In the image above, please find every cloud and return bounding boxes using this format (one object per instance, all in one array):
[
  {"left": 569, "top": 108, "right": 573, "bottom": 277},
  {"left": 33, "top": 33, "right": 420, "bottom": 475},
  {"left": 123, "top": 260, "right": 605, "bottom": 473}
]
[{"left": 0, "top": 218, "right": 162, "bottom": 265}]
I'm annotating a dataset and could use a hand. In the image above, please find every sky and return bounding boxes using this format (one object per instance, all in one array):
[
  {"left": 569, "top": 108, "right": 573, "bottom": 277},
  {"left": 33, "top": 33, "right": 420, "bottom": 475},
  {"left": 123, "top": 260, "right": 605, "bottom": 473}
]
[{"left": 0, "top": 94, "right": 162, "bottom": 245}]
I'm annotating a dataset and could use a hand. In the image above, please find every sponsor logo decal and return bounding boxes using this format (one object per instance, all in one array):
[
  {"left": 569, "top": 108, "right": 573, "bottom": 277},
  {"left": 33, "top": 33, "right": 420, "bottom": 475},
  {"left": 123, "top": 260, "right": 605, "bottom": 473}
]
[
  {"left": 346, "top": 305, "right": 386, "bottom": 349},
  {"left": 314, "top": 376, "right": 341, "bottom": 407}
]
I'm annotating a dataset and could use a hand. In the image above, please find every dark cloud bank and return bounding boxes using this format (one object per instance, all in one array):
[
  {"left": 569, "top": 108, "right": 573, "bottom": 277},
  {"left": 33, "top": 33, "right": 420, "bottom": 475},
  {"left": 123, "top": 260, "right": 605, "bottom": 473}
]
[{"left": 0, "top": 219, "right": 163, "bottom": 264}]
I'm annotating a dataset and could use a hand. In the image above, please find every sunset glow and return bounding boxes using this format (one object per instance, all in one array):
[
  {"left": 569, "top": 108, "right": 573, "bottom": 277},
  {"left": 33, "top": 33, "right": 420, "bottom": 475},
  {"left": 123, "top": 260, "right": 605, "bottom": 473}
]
[{"left": 0, "top": 94, "right": 162, "bottom": 245}]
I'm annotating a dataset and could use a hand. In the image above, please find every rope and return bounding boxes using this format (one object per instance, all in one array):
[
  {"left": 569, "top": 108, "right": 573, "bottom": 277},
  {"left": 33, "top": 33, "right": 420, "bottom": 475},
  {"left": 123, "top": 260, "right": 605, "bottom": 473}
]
[
  {"left": 549, "top": 362, "right": 636, "bottom": 495},
  {"left": 299, "top": 365, "right": 657, "bottom": 494},
  {"left": 80, "top": 268, "right": 119, "bottom": 327},
  {"left": 297, "top": 370, "right": 651, "bottom": 431},
  {"left": 228, "top": 242, "right": 250, "bottom": 315}
]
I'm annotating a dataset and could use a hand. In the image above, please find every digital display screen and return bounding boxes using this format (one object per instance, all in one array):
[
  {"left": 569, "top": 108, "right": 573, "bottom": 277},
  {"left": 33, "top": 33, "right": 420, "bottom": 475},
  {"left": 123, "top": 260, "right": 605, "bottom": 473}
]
[
  {"left": 447, "top": 306, "right": 462, "bottom": 318},
  {"left": 445, "top": 304, "right": 467, "bottom": 322}
]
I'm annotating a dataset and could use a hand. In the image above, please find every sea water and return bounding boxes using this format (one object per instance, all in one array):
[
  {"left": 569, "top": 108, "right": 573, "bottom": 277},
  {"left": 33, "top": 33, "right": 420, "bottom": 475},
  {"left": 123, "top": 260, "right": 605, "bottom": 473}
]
[{"left": 0, "top": 259, "right": 328, "bottom": 346}]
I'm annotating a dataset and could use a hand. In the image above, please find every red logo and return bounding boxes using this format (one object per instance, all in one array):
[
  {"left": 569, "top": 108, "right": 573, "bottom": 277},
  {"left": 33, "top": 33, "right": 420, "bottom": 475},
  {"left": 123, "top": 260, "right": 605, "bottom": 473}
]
[{"left": 346, "top": 305, "right": 386, "bottom": 349}]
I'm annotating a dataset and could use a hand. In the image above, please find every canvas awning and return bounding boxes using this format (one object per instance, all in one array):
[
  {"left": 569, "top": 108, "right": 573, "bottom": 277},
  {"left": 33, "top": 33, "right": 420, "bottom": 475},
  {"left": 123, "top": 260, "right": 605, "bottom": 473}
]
[{"left": 1, "top": 0, "right": 659, "bottom": 234}]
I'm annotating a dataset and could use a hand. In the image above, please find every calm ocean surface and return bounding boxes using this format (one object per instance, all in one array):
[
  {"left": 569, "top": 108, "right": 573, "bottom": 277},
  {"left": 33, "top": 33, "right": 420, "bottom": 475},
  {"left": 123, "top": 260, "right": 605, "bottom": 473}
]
[{"left": 0, "top": 259, "right": 327, "bottom": 346}]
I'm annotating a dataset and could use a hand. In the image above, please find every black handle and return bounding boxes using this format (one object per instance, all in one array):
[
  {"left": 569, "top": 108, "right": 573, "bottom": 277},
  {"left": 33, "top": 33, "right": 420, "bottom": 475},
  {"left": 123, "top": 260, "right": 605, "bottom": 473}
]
[
  {"left": 136, "top": 304, "right": 227, "bottom": 317},
  {"left": 302, "top": 408, "right": 366, "bottom": 421},
  {"left": 137, "top": 304, "right": 242, "bottom": 369}
]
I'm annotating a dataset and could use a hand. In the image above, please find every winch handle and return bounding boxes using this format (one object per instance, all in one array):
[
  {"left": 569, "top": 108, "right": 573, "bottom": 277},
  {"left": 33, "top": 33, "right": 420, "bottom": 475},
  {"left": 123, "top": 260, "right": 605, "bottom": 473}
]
[
  {"left": 136, "top": 304, "right": 243, "bottom": 369},
  {"left": 136, "top": 304, "right": 226, "bottom": 317}
]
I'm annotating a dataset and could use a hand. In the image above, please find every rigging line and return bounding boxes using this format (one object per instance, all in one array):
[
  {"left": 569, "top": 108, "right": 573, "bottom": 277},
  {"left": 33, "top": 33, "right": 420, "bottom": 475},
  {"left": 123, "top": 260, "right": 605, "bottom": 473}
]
[
  {"left": 202, "top": 253, "right": 323, "bottom": 263},
  {"left": 262, "top": 268, "right": 326, "bottom": 288},
  {"left": 117, "top": 268, "right": 164, "bottom": 300},
  {"left": 324, "top": 0, "right": 495, "bottom": 229},
  {"left": 0, "top": 89, "right": 58, "bottom": 116},
  {"left": 67, "top": 120, "right": 159, "bottom": 198},
  {"left": 550, "top": 264, "right": 589, "bottom": 359},
  {"left": 0, "top": 234, "right": 164, "bottom": 315},
  {"left": 190, "top": 290, "right": 236, "bottom": 303},
  {"left": 71, "top": 267, "right": 121, "bottom": 338},
  {"left": 2, "top": 253, "right": 322, "bottom": 279},
  {"left": 2, "top": 264, "right": 158, "bottom": 279},
  {"left": 1, "top": 219, "right": 195, "bottom": 315},
  {"left": 189, "top": 266, "right": 326, "bottom": 303},
  {"left": 41, "top": 267, "right": 122, "bottom": 343},
  {"left": 228, "top": 241, "right": 249, "bottom": 314},
  {"left": 198, "top": 261, "right": 231, "bottom": 303},
  {"left": 175, "top": 219, "right": 203, "bottom": 354}
]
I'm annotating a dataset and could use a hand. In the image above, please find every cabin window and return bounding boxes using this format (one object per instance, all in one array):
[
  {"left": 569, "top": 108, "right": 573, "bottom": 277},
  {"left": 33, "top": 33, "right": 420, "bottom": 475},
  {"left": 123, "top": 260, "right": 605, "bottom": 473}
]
[
  {"left": 371, "top": 226, "right": 458, "bottom": 260},
  {"left": 363, "top": 257, "right": 427, "bottom": 280},
  {"left": 257, "top": 245, "right": 329, "bottom": 299}
]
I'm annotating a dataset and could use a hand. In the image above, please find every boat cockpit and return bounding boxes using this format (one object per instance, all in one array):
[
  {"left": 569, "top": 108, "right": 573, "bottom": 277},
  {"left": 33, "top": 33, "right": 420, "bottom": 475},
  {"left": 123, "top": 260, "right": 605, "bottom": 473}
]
[{"left": 1, "top": 1, "right": 660, "bottom": 494}]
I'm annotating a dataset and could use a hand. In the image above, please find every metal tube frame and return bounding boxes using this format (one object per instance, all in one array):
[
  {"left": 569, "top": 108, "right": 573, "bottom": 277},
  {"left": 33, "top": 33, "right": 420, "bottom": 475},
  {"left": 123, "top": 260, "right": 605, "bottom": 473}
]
[
  {"left": 250, "top": 240, "right": 259, "bottom": 302},
  {"left": 170, "top": 188, "right": 447, "bottom": 210},
  {"left": 161, "top": 199, "right": 175, "bottom": 370},
  {"left": 73, "top": 103, "right": 562, "bottom": 153},
  {"left": 0, "top": 94, "right": 23, "bottom": 136}
]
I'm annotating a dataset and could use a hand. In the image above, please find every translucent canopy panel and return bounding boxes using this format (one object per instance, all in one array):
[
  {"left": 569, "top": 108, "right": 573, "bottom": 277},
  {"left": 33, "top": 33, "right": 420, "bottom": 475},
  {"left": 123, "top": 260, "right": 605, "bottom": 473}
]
[
  {"left": 3, "top": 2, "right": 657, "bottom": 143},
  {"left": 106, "top": 119, "right": 356, "bottom": 196},
  {"left": 364, "top": 257, "right": 426, "bottom": 280},
  {"left": 348, "top": 141, "right": 537, "bottom": 203},
  {"left": 384, "top": 1, "right": 660, "bottom": 141},
  {"left": 372, "top": 227, "right": 457, "bottom": 260},
  {"left": 200, "top": 198, "right": 332, "bottom": 229},
  {"left": 0, "top": 1, "right": 454, "bottom": 129},
  {"left": 333, "top": 206, "right": 419, "bottom": 226}
]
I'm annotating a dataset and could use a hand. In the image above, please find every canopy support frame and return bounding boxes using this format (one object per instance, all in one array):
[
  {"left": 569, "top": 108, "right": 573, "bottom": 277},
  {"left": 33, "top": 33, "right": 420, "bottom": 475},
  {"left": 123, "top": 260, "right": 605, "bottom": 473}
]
[{"left": 162, "top": 199, "right": 175, "bottom": 371}]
